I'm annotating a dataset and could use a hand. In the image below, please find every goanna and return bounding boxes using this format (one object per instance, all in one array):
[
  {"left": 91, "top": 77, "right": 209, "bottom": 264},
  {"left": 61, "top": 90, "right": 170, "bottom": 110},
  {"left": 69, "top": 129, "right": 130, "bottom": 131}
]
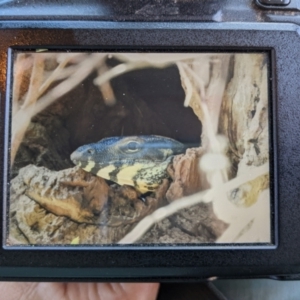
[{"left": 71, "top": 135, "right": 186, "bottom": 193}]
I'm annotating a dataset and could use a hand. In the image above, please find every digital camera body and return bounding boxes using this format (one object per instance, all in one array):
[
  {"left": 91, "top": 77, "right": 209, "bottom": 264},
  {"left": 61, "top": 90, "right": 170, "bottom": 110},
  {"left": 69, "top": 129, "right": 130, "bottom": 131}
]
[{"left": 0, "top": 0, "right": 300, "bottom": 281}]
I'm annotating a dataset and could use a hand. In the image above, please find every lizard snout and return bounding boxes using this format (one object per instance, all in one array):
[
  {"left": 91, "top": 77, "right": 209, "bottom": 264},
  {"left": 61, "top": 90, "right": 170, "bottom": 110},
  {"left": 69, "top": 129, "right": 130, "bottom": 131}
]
[{"left": 70, "top": 151, "right": 82, "bottom": 164}]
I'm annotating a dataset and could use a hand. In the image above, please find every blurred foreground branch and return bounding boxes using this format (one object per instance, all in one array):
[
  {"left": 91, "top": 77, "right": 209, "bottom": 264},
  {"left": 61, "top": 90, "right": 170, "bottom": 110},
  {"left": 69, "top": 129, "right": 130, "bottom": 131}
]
[
  {"left": 119, "top": 163, "right": 268, "bottom": 244},
  {"left": 11, "top": 53, "right": 105, "bottom": 164}
]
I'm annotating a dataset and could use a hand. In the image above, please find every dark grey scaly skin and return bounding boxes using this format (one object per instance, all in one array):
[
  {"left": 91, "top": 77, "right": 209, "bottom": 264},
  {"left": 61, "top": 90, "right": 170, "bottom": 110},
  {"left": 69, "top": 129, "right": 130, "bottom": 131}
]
[{"left": 70, "top": 135, "right": 186, "bottom": 193}]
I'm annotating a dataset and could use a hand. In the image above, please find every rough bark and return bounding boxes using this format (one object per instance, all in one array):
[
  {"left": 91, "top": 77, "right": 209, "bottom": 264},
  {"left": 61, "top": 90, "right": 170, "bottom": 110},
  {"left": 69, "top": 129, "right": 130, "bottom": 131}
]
[
  {"left": 9, "top": 165, "right": 162, "bottom": 244},
  {"left": 219, "top": 54, "right": 269, "bottom": 177}
]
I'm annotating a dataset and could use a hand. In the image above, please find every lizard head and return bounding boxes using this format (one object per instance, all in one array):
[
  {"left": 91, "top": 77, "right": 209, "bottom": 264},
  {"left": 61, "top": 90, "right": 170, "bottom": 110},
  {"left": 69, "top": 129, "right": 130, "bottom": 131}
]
[
  {"left": 70, "top": 135, "right": 186, "bottom": 192},
  {"left": 71, "top": 135, "right": 185, "bottom": 168}
]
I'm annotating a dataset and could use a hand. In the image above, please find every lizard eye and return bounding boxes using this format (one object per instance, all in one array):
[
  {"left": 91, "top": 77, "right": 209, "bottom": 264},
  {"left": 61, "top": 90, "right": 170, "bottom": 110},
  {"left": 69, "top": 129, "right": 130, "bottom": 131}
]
[
  {"left": 126, "top": 141, "right": 140, "bottom": 152},
  {"left": 87, "top": 148, "right": 95, "bottom": 155}
]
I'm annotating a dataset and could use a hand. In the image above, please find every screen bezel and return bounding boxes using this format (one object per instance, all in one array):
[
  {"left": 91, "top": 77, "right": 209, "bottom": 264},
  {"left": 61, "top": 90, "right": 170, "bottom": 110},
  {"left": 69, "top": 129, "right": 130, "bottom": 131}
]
[
  {"left": 4, "top": 49, "right": 276, "bottom": 250},
  {"left": 1, "top": 21, "right": 298, "bottom": 280}
]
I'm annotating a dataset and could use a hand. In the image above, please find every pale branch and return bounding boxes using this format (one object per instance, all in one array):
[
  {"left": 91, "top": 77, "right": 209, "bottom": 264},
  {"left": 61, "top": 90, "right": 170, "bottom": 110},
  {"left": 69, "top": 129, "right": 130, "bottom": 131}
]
[
  {"left": 52, "top": 65, "right": 82, "bottom": 81},
  {"left": 176, "top": 62, "right": 194, "bottom": 107},
  {"left": 33, "top": 54, "right": 106, "bottom": 116},
  {"left": 12, "top": 53, "right": 28, "bottom": 116},
  {"left": 97, "top": 63, "right": 116, "bottom": 106},
  {"left": 182, "top": 63, "right": 221, "bottom": 146},
  {"left": 38, "top": 53, "right": 82, "bottom": 97},
  {"left": 93, "top": 61, "right": 170, "bottom": 87},
  {"left": 216, "top": 188, "right": 270, "bottom": 243},
  {"left": 177, "top": 59, "right": 230, "bottom": 190},
  {"left": 112, "top": 53, "right": 211, "bottom": 64},
  {"left": 11, "top": 54, "right": 105, "bottom": 165},
  {"left": 11, "top": 54, "right": 45, "bottom": 164},
  {"left": 182, "top": 62, "right": 207, "bottom": 100},
  {"left": 22, "top": 54, "right": 45, "bottom": 108},
  {"left": 180, "top": 61, "right": 228, "bottom": 156}
]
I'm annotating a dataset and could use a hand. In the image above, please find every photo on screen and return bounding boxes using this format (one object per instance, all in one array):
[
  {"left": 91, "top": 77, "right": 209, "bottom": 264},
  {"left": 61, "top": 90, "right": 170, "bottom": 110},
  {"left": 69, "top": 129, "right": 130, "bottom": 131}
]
[{"left": 6, "top": 51, "right": 271, "bottom": 246}]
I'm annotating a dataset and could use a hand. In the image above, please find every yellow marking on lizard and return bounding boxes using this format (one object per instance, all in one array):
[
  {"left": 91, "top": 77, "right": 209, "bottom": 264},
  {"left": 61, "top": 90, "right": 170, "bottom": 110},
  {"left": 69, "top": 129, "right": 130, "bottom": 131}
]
[
  {"left": 82, "top": 161, "right": 95, "bottom": 172},
  {"left": 116, "top": 163, "right": 144, "bottom": 186},
  {"left": 162, "top": 149, "right": 173, "bottom": 157},
  {"left": 97, "top": 165, "right": 116, "bottom": 181},
  {"left": 135, "top": 160, "right": 170, "bottom": 193}
]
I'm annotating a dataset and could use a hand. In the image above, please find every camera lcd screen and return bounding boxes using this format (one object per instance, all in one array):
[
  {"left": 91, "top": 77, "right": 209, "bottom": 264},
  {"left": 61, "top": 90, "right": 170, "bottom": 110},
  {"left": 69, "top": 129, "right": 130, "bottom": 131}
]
[{"left": 6, "top": 51, "right": 272, "bottom": 247}]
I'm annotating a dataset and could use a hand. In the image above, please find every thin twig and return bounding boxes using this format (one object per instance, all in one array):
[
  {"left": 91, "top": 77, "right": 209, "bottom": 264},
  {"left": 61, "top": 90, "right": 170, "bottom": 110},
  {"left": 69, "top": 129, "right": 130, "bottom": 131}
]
[
  {"left": 176, "top": 62, "right": 194, "bottom": 107},
  {"left": 118, "top": 163, "right": 269, "bottom": 244},
  {"left": 96, "top": 63, "right": 116, "bottom": 106},
  {"left": 38, "top": 53, "right": 82, "bottom": 97},
  {"left": 11, "top": 54, "right": 105, "bottom": 165},
  {"left": 113, "top": 53, "right": 210, "bottom": 64},
  {"left": 52, "top": 65, "right": 80, "bottom": 81},
  {"left": 22, "top": 54, "right": 45, "bottom": 108},
  {"left": 93, "top": 61, "right": 170, "bottom": 87},
  {"left": 177, "top": 59, "right": 229, "bottom": 190},
  {"left": 11, "top": 55, "right": 45, "bottom": 163},
  {"left": 181, "top": 63, "right": 227, "bottom": 151},
  {"left": 33, "top": 54, "right": 105, "bottom": 116},
  {"left": 12, "top": 53, "right": 27, "bottom": 116}
]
